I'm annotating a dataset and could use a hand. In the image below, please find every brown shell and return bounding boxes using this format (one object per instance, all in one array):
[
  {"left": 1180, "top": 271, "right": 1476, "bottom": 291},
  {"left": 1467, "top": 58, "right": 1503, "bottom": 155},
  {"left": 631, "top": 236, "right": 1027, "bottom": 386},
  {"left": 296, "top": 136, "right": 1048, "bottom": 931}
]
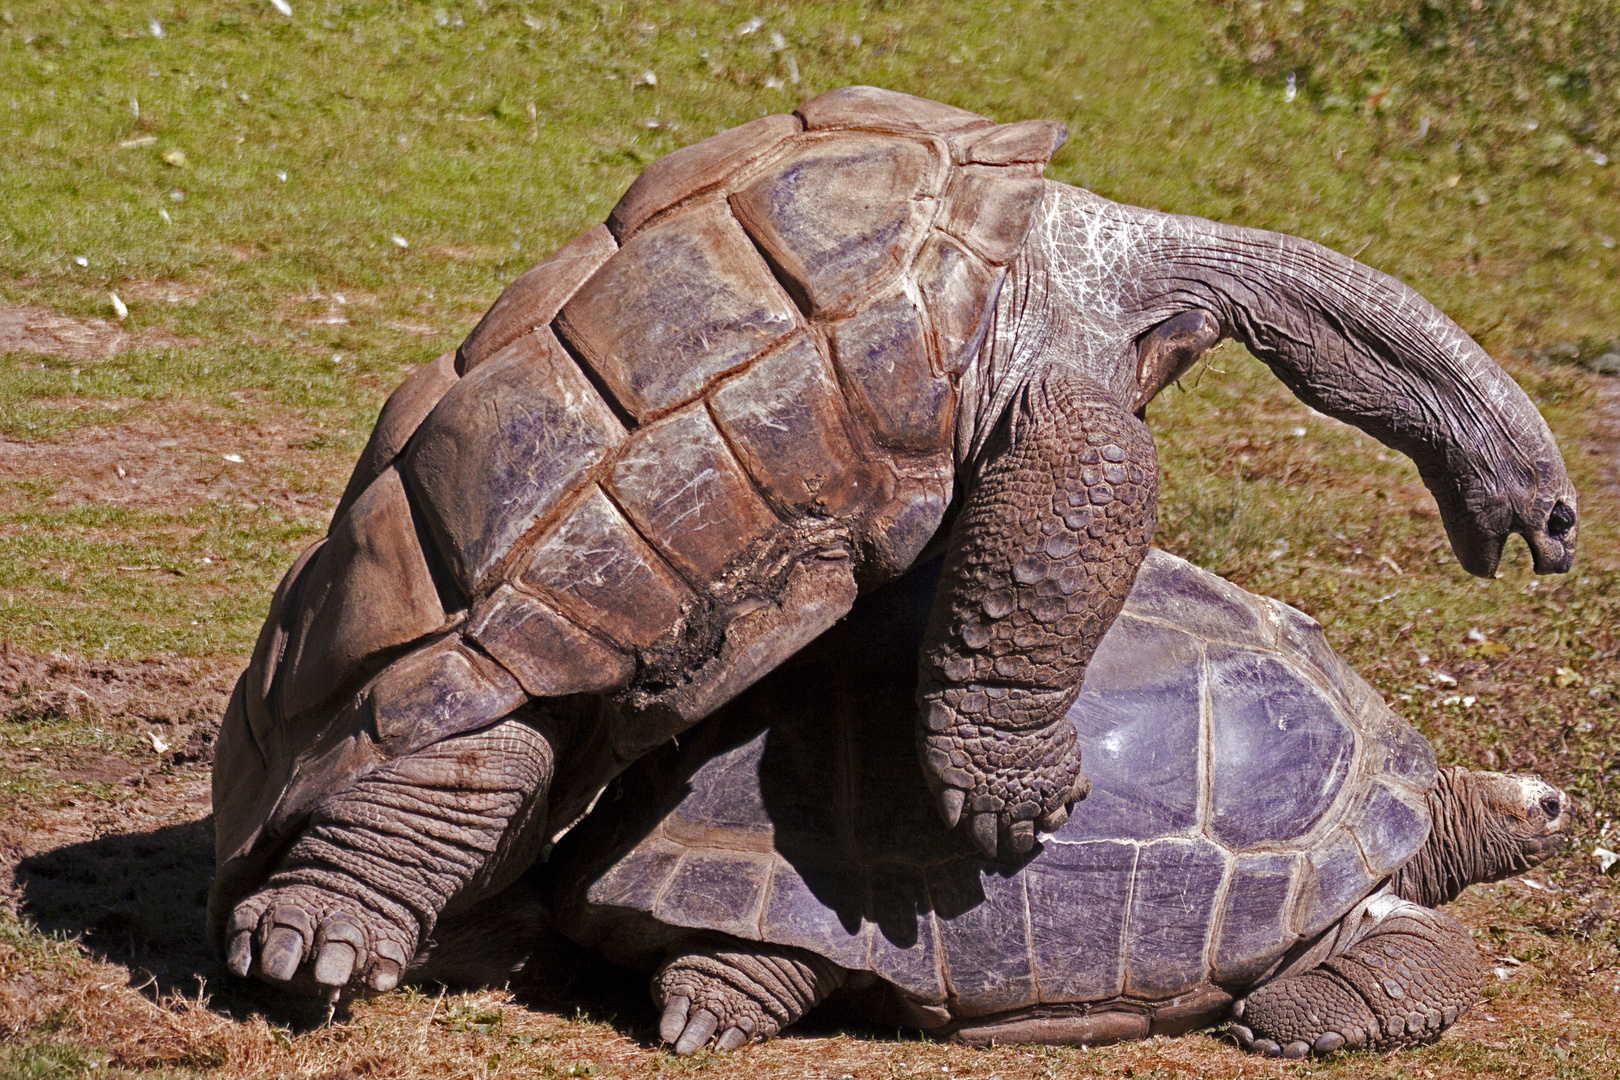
[{"left": 211, "top": 88, "right": 1066, "bottom": 930}]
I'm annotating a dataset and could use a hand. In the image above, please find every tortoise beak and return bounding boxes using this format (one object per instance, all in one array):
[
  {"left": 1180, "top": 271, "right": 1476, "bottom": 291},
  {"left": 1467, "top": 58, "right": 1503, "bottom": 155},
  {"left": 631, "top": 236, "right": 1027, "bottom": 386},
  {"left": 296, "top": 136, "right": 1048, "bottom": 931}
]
[{"left": 1519, "top": 496, "right": 1578, "bottom": 576}]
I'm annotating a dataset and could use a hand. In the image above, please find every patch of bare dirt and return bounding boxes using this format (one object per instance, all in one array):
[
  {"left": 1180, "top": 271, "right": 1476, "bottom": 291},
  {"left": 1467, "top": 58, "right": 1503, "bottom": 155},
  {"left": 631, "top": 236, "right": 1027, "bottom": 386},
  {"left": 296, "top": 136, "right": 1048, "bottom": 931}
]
[
  {"left": 117, "top": 280, "right": 210, "bottom": 306},
  {"left": 0, "top": 303, "right": 191, "bottom": 361},
  {"left": 0, "top": 405, "right": 346, "bottom": 521},
  {"left": 0, "top": 643, "right": 233, "bottom": 739}
]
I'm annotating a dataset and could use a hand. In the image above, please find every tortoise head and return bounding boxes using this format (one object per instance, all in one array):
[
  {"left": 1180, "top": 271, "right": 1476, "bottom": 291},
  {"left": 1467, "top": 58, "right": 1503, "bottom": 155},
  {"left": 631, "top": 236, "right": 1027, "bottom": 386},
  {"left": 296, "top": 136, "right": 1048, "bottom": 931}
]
[
  {"left": 1394, "top": 766, "right": 1572, "bottom": 907},
  {"left": 1045, "top": 185, "right": 1581, "bottom": 579}
]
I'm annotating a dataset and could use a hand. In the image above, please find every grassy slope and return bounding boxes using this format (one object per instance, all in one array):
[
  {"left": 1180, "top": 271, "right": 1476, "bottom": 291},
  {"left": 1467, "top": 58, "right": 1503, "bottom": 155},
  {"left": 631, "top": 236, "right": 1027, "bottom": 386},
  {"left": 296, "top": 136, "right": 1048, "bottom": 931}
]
[{"left": 0, "top": 0, "right": 1616, "bottom": 1077}]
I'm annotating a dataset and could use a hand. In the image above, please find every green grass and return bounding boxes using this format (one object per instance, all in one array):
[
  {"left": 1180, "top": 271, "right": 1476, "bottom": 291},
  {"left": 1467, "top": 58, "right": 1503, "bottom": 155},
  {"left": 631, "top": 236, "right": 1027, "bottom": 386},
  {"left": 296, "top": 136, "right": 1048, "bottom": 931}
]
[{"left": 3, "top": 0, "right": 1617, "bottom": 658}]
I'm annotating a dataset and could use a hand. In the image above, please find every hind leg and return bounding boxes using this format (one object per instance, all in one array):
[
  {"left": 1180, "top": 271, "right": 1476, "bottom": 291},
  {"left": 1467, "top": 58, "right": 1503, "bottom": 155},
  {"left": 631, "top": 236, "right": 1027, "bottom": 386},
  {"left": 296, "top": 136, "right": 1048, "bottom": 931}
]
[
  {"left": 1228, "top": 895, "right": 1482, "bottom": 1057},
  {"left": 224, "top": 718, "right": 554, "bottom": 997},
  {"left": 653, "top": 937, "right": 846, "bottom": 1054}
]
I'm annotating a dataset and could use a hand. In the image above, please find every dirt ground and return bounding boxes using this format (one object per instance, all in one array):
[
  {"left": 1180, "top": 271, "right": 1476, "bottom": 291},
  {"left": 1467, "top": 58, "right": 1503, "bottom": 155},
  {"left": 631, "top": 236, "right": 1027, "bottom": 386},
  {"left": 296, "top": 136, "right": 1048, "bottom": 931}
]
[{"left": 0, "top": 305, "right": 1617, "bottom": 1078}]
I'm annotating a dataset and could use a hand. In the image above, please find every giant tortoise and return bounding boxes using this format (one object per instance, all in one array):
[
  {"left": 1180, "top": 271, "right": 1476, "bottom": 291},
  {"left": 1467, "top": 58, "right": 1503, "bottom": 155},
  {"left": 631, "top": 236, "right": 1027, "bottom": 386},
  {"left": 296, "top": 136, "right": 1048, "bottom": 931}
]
[
  {"left": 555, "top": 550, "right": 1571, "bottom": 1056},
  {"left": 210, "top": 86, "right": 1579, "bottom": 998}
]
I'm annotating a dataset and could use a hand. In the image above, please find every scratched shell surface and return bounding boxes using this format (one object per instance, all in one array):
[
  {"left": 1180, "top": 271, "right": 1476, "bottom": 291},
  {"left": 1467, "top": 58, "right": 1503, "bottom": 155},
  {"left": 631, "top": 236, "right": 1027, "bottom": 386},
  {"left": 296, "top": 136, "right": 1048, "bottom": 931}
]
[
  {"left": 211, "top": 87, "right": 1068, "bottom": 905},
  {"left": 554, "top": 549, "right": 1439, "bottom": 1015}
]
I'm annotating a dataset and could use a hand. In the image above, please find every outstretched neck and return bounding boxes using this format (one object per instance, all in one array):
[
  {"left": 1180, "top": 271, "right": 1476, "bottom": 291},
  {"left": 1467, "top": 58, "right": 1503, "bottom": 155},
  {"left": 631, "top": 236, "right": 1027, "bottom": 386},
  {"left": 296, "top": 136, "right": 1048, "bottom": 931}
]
[{"left": 1393, "top": 767, "right": 1531, "bottom": 907}]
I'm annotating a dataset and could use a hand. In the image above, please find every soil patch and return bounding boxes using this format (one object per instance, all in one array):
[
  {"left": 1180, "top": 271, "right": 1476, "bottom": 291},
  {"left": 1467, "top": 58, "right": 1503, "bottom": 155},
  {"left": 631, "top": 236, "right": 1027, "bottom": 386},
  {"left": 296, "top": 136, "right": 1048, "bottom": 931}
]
[
  {"left": 0, "top": 303, "right": 191, "bottom": 362},
  {"left": 0, "top": 405, "right": 345, "bottom": 522}
]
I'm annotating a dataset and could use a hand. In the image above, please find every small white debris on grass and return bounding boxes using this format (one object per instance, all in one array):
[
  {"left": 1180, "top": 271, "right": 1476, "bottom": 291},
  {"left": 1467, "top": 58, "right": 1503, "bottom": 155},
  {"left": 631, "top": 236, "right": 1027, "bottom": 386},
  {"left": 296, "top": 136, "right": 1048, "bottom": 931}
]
[
  {"left": 270, "top": 0, "right": 293, "bottom": 15},
  {"left": 1467, "top": 626, "right": 1487, "bottom": 642},
  {"left": 109, "top": 293, "right": 128, "bottom": 319},
  {"left": 159, "top": 208, "right": 172, "bottom": 224},
  {"left": 145, "top": 731, "right": 172, "bottom": 754},
  {"left": 1594, "top": 846, "right": 1619, "bottom": 873},
  {"left": 1290, "top": 425, "right": 1306, "bottom": 436},
  {"left": 118, "top": 134, "right": 157, "bottom": 149},
  {"left": 148, "top": 17, "right": 164, "bottom": 37},
  {"left": 331, "top": 352, "right": 343, "bottom": 364},
  {"left": 162, "top": 148, "right": 187, "bottom": 167},
  {"left": 390, "top": 233, "right": 409, "bottom": 248},
  {"left": 1431, "top": 671, "right": 1458, "bottom": 686},
  {"left": 73, "top": 255, "right": 88, "bottom": 267},
  {"left": 764, "top": 76, "right": 784, "bottom": 89},
  {"left": 223, "top": 453, "right": 244, "bottom": 463},
  {"left": 275, "top": 169, "right": 287, "bottom": 182},
  {"left": 1284, "top": 73, "right": 1297, "bottom": 103},
  {"left": 631, "top": 70, "right": 657, "bottom": 87},
  {"left": 737, "top": 16, "right": 764, "bottom": 35}
]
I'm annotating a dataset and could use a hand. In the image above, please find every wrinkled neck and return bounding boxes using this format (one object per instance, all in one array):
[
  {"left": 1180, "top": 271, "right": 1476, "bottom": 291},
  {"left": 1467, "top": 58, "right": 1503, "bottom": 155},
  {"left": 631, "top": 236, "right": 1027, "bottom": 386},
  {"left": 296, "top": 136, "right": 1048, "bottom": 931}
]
[{"left": 1393, "top": 767, "right": 1537, "bottom": 907}]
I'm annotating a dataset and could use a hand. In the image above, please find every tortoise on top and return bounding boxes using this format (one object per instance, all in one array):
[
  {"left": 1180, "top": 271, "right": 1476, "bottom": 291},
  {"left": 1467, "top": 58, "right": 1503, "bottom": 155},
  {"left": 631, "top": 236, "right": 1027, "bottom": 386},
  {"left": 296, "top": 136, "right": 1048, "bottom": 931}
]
[
  {"left": 210, "top": 87, "right": 1580, "bottom": 998},
  {"left": 554, "top": 551, "right": 1571, "bottom": 1057}
]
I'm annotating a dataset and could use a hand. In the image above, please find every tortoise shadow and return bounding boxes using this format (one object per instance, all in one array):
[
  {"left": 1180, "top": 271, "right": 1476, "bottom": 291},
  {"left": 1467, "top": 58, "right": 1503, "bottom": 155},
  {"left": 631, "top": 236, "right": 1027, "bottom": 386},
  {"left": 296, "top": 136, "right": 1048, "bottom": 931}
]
[{"left": 14, "top": 815, "right": 341, "bottom": 1030}]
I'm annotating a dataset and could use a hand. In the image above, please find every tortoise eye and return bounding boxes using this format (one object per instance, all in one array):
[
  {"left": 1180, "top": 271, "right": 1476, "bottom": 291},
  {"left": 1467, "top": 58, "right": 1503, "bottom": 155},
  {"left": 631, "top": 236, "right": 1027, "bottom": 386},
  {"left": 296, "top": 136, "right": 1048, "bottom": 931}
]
[
  {"left": 1547, "top": 501, "right": 1575, "bottom": 539},
  {"left": 1539, "top": 794, "right": 1563, "bottom": 820}
]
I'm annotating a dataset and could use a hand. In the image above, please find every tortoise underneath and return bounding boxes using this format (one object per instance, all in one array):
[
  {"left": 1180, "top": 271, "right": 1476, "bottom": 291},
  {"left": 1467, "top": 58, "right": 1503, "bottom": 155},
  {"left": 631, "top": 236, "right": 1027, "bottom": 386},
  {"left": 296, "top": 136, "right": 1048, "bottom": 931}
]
[
  {"left": 211, "top": 85, "right": 1579, "bottom": 1000},
  {"left": 548, "top": 551, "right": 1570, "bottom": 1057}
]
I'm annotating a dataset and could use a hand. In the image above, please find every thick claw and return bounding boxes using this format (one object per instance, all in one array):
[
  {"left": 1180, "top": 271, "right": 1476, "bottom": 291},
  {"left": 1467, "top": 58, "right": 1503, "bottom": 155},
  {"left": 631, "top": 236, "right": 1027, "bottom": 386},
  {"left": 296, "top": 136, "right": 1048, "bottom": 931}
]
[
  {"left": 938, "top": 788, "right": 965, "bottom": 828},
  {"left": 227, "top": 931, "right": 254, "bottom": 978},
  {"left": 1009, "top": 820, "right": 1035, "bottom": 852},
  {"left": 659, "top": 997, "right": 691, "bottom": 1044},
  {"left": 970, "top": 812, "right": 998, "bottom": 858},
  {"left": 1312, "top": 1032, "right": 1346, "bottom": 1054},
  {"left": 716, "top": 1027, "right": 748, "bottom": 1052},
  {"left": 313, "top": 941, "right": 357, "bottom": 988},
  {"left": 1037, "top": 806, "right": 1069, "bottom": 833},
  {"left": 673, "top": 1008, "right": 719, "bottom": 1055},
  {"left": 368, "top": 959, "right": 401, "bottom": 993},
  {"left": 1282, "top": 1041, "right": 1310, "bottom": 1059},
  {"left": 260, "top": 926, "right": 306, "bottom": 982},
  {"left": 1227, "top": 1023, "right": 1254, "bottom": 1049}
]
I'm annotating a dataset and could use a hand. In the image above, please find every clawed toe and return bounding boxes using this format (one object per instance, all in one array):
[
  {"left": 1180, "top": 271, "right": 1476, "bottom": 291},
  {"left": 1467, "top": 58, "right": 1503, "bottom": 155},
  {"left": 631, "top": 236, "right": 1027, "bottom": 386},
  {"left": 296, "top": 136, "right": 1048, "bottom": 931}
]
[
  {"left": 225, "top": 887, "right": 414, "bottom": 997},
  {"left": 672, "top": 1008, "right": 719, "bottom": 1055}
]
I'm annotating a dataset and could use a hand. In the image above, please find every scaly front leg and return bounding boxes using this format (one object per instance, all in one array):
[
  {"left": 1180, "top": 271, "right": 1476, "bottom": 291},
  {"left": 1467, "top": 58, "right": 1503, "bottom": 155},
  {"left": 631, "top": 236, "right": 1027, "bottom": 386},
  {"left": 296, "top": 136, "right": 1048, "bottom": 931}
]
[
  {"left": 918, "top": 371, "right": 1157, "bottom": 857},
  {"left": 224, "top": 717, "right": 554, "bottom": 997}
]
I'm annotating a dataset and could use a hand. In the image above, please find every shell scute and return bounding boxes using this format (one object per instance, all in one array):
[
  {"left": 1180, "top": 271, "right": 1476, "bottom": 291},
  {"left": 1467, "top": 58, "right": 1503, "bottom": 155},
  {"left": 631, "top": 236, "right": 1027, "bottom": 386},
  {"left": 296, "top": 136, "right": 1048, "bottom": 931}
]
[
  {"left": 830, "top": 292, "right": 953, "bottom": 453},
  {"left": 1293, "top": 827, "right": 1378, "bottom": 938},
  {"left": 280, "top": 465, "right": 446, "bottom": 724},
  {"left": 938, "top": 166, "right": 1049, "bottom": 267},
  {"left": 466, "top": 584, "right": 631, "bottom": 698},
  {"left": 557, "top": 200, "right": 798, "bottom": 421},
  {"left": 458, "top": 224, "right": 618, "bottom": 371},
  {"left": 931, "top": 861, "right": 1036, "bottom": 1015},
  {"left": 606, "top": 402, "right": 781, "bottom": 582},
  {"left": 608, "top": 114, "right": 803, "bottom": 241},
  {"left": 759, "top": 856, "right": 873, "bottom": 970},
  {"left": 518, "top": 485, "right": 694, "bottom": 652},
  {"left": 1346, "top": 780, "right": 1431, "bottom": 878},
  {"left": 709, "top": 333, "right": 875, "bottom": 519},
  {"left": 1121, "top": 548, "right": 1271, "bottom": 643},
  {"left": 333, "top": 349, "right": 459, "bottom": 524},
  {"left": 729, "top": 134, "right": 944, "bottom": 319},
  {"left": 583, "top": 836, "right": 686, "bottom": 919},
  {"left": 1057, "top": 614, "right": 1202, "bottom": 842},
  {"left": 404, "top": 327, "right": 626, "bottom": 594},
  {"left": 951, "top": 119, "right": 1069, "bottom": 166},
  {"left": 1210, "top": 852, "right": 1300, "bottom": 985},
  {"left": 868, "top": 862, "right": 945, "bottom": 1002},
  {"left": 1123, "top": 838, "right": 1229, "bottom": 1000},
  {"left": 655, "top": 849, "right": 773, "bottom": 941},
  {"left": 366, "top": 636, "right": 526, "bottom": 757},
  {"left": 794, "top": 85, "right": 995, "bottom": 135},
  {"left": 1206, "top": 643, "right": 1356, "bottom": 849},
  {"left": 912, "top": 232, "right": 1002, "bottom": 377},
  {"left": 1025, "top": 839, "right": 1137, "bottom": 1000}
]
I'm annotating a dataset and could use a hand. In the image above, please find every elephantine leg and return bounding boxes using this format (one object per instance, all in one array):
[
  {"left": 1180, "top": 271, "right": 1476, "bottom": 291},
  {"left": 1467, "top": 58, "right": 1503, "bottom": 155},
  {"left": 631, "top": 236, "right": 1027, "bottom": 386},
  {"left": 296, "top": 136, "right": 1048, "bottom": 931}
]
[
  {"left": 1228, "top": 895, "right": 1482, "bottom": 1057},
  {"left": 225, "top": 718, "right": 554, "bottom": 997},
  {"left": 653, "top": 938, "right": 846, "bottom": 1054},
  {"left": 918, "top": 372, "right": 1157, "bottom": 856}
]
